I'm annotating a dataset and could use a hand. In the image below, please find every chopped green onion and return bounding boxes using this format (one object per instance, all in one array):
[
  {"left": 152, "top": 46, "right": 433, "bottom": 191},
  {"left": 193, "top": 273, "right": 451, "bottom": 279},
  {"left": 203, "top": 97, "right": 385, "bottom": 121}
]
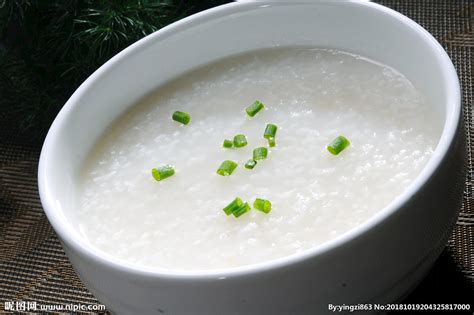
[
  {"left": 172, "top": 111, "right": 190, "bottom": 125},
  {"left": 264, "top": 123, "right": 278, "bottom": 139},
  {"left": 233, "top": 134, "right": 248, "bottom": 148},
  {"left": 217, "top": 160, "right": 238, "bottom": 176},
  {"left": 223, "top": 139, "right": 233, "bottom": 148},
  {"left": 223, "top": 197, "right": 243, "bottom": 215},
  {"left": 233, "top": 202, "right": 251, "bottom": 218},
  {"left": 246, "top": 100, "right": 265, "bottom": 117},
  {"left": 253, "top": 198, "right": 272, "bottom": 214},
  {"left": 327, "top": 135, "right": 350, "bottom": 155},
  {"left": 253, "top": 147, "right": 268, "bottom": 160},
  {"left": 268, "top": 137, "right": 276, "bottom": 147},
  {"left": 151, "top": 165, "right": 175, "bottom": 181},
  {"left": 245, "top": 159, "right": 257, "bottom": 169}
]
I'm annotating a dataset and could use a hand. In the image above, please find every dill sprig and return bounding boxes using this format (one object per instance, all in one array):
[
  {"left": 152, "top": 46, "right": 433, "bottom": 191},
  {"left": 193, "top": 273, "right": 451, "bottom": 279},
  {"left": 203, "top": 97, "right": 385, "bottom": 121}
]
[{"left": 0, "top": 0, "right": 230, "bottom": 139}]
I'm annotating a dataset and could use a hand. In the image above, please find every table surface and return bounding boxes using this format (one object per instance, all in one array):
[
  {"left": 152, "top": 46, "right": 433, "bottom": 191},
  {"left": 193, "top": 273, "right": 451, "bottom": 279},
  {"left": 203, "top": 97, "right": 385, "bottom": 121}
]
[{"left": 1, "top": 0, "right": 473, "bottom": 313}]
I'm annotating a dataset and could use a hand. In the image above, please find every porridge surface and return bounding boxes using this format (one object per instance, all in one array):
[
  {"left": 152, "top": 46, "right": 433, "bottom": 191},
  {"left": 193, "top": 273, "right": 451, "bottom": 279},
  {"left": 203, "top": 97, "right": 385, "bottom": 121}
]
[{"left": 78, "top": 48, "right": 441, "bottom": 270}]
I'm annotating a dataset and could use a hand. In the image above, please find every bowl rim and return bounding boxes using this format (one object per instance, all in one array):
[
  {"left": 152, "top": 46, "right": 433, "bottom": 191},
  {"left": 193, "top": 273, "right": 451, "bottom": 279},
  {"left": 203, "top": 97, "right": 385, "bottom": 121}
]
[{"left": 38, "top": 0, "right": 461, "bottom": 280}]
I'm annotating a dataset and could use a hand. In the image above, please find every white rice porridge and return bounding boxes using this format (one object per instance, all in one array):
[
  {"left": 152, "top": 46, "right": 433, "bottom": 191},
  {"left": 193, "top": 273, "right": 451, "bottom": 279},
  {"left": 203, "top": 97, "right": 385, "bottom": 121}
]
[{"left": 77, "top": 48, "right": 441, "bottom": 270}]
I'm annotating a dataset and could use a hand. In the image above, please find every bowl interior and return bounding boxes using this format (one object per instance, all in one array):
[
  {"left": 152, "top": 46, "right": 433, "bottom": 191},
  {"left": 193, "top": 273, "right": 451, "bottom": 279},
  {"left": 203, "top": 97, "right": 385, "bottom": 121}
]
[{"left": 39, "top": 1, "right": 459, "bottom": 275}]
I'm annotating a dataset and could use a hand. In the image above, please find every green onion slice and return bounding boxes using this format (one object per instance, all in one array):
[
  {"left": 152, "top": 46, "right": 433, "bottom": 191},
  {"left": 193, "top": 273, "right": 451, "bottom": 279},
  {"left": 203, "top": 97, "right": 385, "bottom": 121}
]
[
  {"left": 217, "top": 160, "right": 238, "bottom": 176},
  {"left": 233, "top": 202, "right": 251, "bottom": 218},
  {"left": 253, "top": 198, "right": 272, "bottom": 214},
  {"left": 223, "top": 197, "right": 243, "bottom": 215},
  {"left": 253, "top": 147, "right": 268, "bottom": 160},
  {"left": 151, "top": 165, "right": 175, "bottom": 181},
  {"left": 327, "top": 135, "right": 350, "bottom": 155},
  {"left": 172, "top": 111, "right": 190, "bottom": 125},
  {"left": 264, "top": 123, "right": 277, "bottom": 139},
  {"left": 233, "top": 134, "right": 248, "bottom": 148},
  {"left": 246, "top": 100, "right": 264, "bottom": 117},
  {"left": 223, "top": 139, "right": 233, "bottom": 148},
  {"left": 268, "top": 137, "right": 276, "bottom": 147},
  {"left": 245, "top": 159, "right": 257, "bottom": 169}
]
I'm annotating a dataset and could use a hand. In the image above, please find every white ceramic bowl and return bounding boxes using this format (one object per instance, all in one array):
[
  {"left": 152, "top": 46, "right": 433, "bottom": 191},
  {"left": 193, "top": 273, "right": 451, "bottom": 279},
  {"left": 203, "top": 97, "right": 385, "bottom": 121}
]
[{"left": 39, "top": 1, "right": 464, "bottom": 314}]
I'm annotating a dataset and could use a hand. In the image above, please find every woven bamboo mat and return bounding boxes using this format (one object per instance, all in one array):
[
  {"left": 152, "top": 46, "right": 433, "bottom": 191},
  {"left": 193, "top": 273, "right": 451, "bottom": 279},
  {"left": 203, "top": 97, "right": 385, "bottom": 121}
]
[{"left": 1, "top": 1, "right": 473, "bottom": 313}]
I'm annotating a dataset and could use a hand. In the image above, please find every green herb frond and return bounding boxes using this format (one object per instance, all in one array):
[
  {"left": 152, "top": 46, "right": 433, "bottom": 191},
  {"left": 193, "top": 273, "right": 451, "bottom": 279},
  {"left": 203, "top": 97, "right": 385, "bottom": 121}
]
[{"left": 0, "top": 0, "right": 230, "bottom": 138}]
